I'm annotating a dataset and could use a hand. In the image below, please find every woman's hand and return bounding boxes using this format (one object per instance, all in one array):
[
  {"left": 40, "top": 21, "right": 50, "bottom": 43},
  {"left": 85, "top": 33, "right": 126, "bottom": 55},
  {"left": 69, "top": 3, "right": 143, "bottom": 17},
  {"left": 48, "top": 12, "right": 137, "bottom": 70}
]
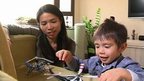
[
  {"left": 98, "top": 68, "right": 132, "bottom": 81},
  {"left": 56, "top": 49, "right": 73, "bottom": 63}
]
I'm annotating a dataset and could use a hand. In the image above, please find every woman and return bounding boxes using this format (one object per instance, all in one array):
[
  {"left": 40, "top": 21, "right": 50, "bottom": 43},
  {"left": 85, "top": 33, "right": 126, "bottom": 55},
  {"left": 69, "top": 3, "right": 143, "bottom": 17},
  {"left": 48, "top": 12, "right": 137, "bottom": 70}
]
[
  {"left": 36, "top": 4, "right": 75, "bottom": 67},
  {"left": 7, "top": 4, "right": 76, "bottom": 67}
]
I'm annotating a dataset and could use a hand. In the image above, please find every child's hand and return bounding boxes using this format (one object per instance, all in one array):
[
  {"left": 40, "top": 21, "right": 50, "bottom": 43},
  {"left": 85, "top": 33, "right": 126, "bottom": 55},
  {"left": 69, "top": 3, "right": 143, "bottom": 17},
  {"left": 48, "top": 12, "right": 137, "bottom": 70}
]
[
  {"left": 56, "top": 49, "right": 73, "bottom": 63},
  {"left": 98, "top": 68, "right": 132, "bottom": 81}
]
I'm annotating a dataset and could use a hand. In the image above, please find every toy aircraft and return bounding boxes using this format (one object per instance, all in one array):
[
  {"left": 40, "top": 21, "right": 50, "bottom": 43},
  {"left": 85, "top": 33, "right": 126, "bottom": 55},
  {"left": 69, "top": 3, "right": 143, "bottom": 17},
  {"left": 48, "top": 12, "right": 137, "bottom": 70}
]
[
  {"left": 45, "top": 63, "right": 85, "bottom": 81},
  {"left": 25, "top": 57, "right": 97, "bottom": 81},
  {"left": 25, "top": 56, "right": 54, "bottom": 75}
]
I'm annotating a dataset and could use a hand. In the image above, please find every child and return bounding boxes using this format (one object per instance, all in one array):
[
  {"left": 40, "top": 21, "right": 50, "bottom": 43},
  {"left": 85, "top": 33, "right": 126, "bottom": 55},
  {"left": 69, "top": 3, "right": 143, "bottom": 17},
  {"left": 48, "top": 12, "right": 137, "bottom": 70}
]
[{"left": 56, "top": 19, "right": 144, "bottom": 81}]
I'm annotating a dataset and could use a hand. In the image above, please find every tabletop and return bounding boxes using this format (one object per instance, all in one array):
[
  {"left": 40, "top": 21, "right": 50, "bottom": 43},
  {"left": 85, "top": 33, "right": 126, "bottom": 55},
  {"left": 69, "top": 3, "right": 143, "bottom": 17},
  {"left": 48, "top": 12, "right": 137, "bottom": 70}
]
[{"left": 17, "top": 65, "right": 98, "bottom": 81}]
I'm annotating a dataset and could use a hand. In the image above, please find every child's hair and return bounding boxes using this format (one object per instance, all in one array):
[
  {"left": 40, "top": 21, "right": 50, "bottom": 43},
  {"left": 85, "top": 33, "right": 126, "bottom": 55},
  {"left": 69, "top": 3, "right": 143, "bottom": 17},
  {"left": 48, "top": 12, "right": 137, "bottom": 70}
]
[
  {"left": 110, "top": 16, "right": 115, "bottom": 21},
  {"left": 93, "top": 19, "right": 127, "bottom": 48}
]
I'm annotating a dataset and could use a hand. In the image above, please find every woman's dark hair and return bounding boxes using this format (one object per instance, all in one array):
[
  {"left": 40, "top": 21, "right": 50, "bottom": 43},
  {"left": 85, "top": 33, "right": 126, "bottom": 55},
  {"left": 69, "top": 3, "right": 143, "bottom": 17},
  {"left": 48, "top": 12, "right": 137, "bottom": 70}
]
[
  {"left": 36, "top": 4, "right": 68, "bottom": 48},
  {"left": 93, "top": 19, "right": 128, "bottom": 48}
]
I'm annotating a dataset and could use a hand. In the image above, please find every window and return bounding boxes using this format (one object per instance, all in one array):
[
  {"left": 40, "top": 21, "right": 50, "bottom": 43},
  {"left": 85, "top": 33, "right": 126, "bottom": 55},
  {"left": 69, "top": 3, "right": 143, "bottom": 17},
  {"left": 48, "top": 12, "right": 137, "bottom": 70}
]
[
  {"left": 55, "top": 0, "right": 74, "bottom": 27},
  {"left": 59, "top": 0, "right": 74, "bottom": 27},
  {"left": 0, "top": 0, "right": 74, "bottom": 26},
  {"left": 0, "top": 0, "right": 54, "bottom": 25}
]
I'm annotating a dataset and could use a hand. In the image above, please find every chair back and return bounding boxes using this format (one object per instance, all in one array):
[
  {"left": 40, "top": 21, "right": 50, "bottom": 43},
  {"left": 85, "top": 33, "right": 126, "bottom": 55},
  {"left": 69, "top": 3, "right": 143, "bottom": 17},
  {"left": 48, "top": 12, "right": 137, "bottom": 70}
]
[{"left": 0, "top": 23, "right": 17, "bottom": 79}]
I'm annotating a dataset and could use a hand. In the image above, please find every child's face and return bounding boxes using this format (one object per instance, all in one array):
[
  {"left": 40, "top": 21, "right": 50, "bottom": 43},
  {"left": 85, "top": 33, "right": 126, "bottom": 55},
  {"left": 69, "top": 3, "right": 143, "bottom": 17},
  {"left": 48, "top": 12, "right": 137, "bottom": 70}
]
[{"left": 94, "top": 38, "right": 126, "bottom": 65}]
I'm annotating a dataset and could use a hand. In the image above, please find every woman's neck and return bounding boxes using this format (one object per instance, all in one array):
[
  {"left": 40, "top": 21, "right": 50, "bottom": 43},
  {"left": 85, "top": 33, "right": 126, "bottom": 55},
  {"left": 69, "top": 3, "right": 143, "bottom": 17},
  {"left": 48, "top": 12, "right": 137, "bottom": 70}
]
[{"left": 47, "top": 37, "right": 57, "bottom": 51}]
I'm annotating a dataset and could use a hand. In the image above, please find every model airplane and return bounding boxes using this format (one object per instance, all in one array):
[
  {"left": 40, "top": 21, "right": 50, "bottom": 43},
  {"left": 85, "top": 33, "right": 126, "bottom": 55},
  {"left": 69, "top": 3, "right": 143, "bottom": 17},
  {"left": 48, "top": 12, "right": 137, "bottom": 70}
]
[
  {"left": 45, "top": 63, "right": 85, "bottom": 81},
  {"left": 25, "top": 56, "right": 54, "bottom": 75},
  {"left": 25, "top": 57, "right": 97, "bottom": 81}
]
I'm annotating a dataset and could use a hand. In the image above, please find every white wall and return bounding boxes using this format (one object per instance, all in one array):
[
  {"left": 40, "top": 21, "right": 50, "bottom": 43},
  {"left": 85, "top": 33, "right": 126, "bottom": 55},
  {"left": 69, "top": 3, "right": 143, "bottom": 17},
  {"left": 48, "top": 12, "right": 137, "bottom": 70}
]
[{"left": 75, "top": 0, "right": 144, "bottom": 39}]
